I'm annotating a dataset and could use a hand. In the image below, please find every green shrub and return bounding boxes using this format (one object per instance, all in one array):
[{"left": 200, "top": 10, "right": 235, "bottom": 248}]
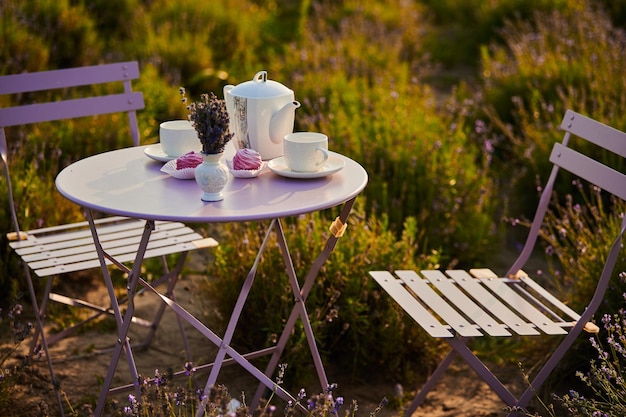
[
  {"left": 270, "top": 0, "right": 501, "bottom": 264},
  {"left": 6, "top": 0, "right": 104, "bottom": 71},
  {"left": 417, "top": 0, "right": 570, "bottom": 68},
  {"left": 539, "top": 184, "right": 626, "bottom": 318},
  {"left": 477, "top": 2, "right": 626, "bottom": 215},
  {"left": 504, "top": 184, "right": 626, "bottom": 405},
  {"left": 555, "top": 302, "right": 626, "bottom": 417}
]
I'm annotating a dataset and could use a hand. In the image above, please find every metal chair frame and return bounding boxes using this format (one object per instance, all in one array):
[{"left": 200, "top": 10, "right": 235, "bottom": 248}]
[
  {"left": 0, "top": 62, "right": 217, "bottom": 415},
  {"left": 370, "top": 109, "right": 626, "bottom": 416}
]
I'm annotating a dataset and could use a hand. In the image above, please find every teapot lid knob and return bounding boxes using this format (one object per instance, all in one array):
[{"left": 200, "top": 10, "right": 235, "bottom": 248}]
[{"left": 253, "top": 70, "right": 268, "bottom": 83}]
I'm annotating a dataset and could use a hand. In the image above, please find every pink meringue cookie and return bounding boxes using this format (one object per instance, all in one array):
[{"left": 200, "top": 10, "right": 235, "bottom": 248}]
[
  {"left": 175, "top": 151, "right": 203, "bottom": 170},
  {"left": 233, "top": 148, "right": 262, "bottom": 170}
]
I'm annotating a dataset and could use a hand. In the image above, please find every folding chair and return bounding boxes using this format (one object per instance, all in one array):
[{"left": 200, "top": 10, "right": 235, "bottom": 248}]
[
  {"left": 370, "top": 109, "right": 626, "bottom": 416},
  {"left": 0, "top": 62, "right": 217, "bottom": 414}
]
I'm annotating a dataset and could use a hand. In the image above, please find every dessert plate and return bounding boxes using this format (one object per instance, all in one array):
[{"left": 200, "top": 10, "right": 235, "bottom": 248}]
[
  {"left": 226, "top": 159, "right": 267, "bottom": 178},
  {"left": 268, "top": 152, "right": 345, "bottom": 179},
  {"left": 144, "top": 144, "right": 176, "bottom": 162},
  {"left": 160, "top": 159, "right": 196, "bottom": 180}
]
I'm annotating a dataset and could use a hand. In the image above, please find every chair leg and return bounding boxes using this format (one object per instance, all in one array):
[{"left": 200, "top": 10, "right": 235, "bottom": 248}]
[
  {"left": 405, "top": 327, "right": 592, "bottom": 416},
  {"left": 406, "top": 336, "right": 518, "bottom": 416},
  {"left": 22, "top": 267, "right": 65, "bottom": 416},
  {"left": 405, "top": 347, "right": 458, "bottom": 416},
  {"left": 510, "top": 321, "right": 589, "bottom": 415},
  {"left": 29, "top": 275, "right": 54, "bottom": 354},
  {"left": 448, "top": 337, "right": 517, "bottom": 406}
]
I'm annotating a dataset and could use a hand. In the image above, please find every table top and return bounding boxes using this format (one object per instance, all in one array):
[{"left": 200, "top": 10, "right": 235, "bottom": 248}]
[{"left": 55, "top": 145, "right": 368, "bottom": 223}]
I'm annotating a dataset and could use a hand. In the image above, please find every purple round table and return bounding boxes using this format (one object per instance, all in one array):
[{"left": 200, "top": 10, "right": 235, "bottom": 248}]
[
  {"left": 56, "top": 145, "right": 367, "bottom": 222},
  {"left": 55, "top": 144, "right": 368, "bottom": 416}
]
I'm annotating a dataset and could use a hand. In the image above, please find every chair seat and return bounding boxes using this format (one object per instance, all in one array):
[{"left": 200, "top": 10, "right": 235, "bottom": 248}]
[
  {"left": 9, "top": 216, "right": 217, "bottom": 278},
  {"left": 371, "top": 268, "right": 581, "bottom": 339}
]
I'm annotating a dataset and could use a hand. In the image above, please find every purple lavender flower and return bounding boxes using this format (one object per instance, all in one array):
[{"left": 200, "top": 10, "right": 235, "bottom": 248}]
[
  {"left": 297, "top": 388, "right": 306, "bottom": 400},
  {"left": 184, "top": 361, "right": 195, "bottom": 376}
]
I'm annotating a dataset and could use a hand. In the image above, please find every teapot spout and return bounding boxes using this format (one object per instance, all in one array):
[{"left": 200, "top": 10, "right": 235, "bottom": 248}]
[{"left": 269, "top": 100, "right": 301, "bottom": 144}]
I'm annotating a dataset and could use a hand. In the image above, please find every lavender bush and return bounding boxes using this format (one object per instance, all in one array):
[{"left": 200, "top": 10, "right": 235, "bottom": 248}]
[
  {"left": 514, "top": 290, "right": 626, "bottom": 417},
  {"left": 477, "top": 2, "right": 626, "bottom": 215},
  {"left": 557, "top": 300, "right": 626, "bottom": 416},
  {"left": 539, "top": 182, "right": 626, "bottom": 315},
  {"left": 0, "top": 303, "right": 78, "bottom": 416},
  {"left": 1, "top": 304, "right": 33, "bottom": 411},
  {"left": 110, "top": 362, "right": 387, "bottom": 417}
]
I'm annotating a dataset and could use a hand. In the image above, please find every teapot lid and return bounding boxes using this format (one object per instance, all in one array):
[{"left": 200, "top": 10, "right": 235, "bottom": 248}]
[{"left": 228, "top": 71, "right": 293, "bottom": 98}]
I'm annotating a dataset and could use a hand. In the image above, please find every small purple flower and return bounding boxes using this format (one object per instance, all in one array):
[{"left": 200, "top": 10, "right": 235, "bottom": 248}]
[
  {"left": 333, "top": 396, "right": 344, "bottom": 413},
  {"left": 475, "top": 119, "right": 486, "bottom": 134},
  {"left": 184, "top": 361, "right": 195, "bottom": 376},
  {"left": 154, "top": 369, "right": 166, "bottom": 386},
  {"left": 174, "top": 391, "right": 184, "bottom": 406},
  {"left": 195, "top": 388, "right": 206, "bottom": 401},
  {"left": 298, "top": 388, "right": 306, "bottom": 400},
  {"left": 9, "top": 304, "right": 22, "bottom": 319}
]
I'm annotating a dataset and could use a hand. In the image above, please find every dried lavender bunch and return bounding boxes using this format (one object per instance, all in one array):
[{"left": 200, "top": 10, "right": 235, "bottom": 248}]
[{"left": 182, "top": 89, "right": 233, "bottom": 154}]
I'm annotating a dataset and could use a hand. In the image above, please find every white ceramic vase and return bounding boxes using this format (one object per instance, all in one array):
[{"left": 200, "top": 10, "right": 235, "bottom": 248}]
[{"left": 194, "top": 152, "right": 228, "bottom": 201}]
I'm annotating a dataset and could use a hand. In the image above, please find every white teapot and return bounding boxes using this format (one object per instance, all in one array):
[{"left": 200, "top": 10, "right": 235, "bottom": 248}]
[{"left": 224, "top": 71, "right": 301, "bottom": 160}]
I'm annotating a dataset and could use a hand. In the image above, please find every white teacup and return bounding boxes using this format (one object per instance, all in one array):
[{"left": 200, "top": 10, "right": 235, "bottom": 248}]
[
  {"left": 159, "top": 120, "right": 200, "bottom": 157},
  {"left": 283, "top": 132, "right": 329, "bottom": 172}
]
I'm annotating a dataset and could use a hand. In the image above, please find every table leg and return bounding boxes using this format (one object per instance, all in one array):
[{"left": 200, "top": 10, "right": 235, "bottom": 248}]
[
  {"left": 92, "top": 215, "right": 155, "bottom": 417},
  {"left": 252, "top": 197, "right": 357, "bottom": 405},
  {"left": 195, "top": 219, "right": 279, "bottom": 413}
]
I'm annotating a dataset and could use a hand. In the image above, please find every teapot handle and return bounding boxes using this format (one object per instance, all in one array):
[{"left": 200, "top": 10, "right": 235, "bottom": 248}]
[
  {"left": 253, "top": 70, "right": 268, "bottom": 83},
  {"left": 223, "top": 85, "right": 234, "bottom": 117}
]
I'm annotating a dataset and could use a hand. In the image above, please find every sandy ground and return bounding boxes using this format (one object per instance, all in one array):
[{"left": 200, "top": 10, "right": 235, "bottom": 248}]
[{"left": 4, "top": 250, "right": 517, "bottom": 417}]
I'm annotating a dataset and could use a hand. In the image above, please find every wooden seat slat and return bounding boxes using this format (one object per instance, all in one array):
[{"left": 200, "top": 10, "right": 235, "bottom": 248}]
[
  {"left": 26, "top": 231, "right": 205, "bottom": 270},
  {"left": 396, "top": 270, "right": 483, "bottom": 337},
  {"left": 9, "top": 219, "right": 184, "bottom": 250},
  {"left": 35, "top": 237, "right": 217, "bottom": 277},
  {"left": 419, "top": 270, "right": 512, "bottom": 337},
  {"left": 518, "top": 275, "right": 580, "bottom": 321},
  {"left": 370, "top": 271, "right": 453, "bottom": 338},
  {"left": 446, "top": 270, "right": 540, "bottom": 336},
  {"left": 18, "top": 225, "right": 200, "bottom": 261},
  {"left": 479, "top": 278, "right": 568, "bottom": 335}
]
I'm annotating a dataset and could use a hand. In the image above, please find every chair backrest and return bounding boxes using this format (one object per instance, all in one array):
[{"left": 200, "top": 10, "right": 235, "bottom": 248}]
[
  {"left": 0, "top": 61, "right": 145, "bottom": 238},
  {"left": 507, "top": 109, "right": 626, "bottom": 290}
]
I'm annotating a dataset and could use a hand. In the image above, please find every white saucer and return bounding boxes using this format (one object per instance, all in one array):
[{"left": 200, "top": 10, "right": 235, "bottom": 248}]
[
  {"left": 144, "top": 144, "right": 176, "bottom": 162},
  {"left": 268, "top": 152, "right": 345, "bottom": 178}
]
